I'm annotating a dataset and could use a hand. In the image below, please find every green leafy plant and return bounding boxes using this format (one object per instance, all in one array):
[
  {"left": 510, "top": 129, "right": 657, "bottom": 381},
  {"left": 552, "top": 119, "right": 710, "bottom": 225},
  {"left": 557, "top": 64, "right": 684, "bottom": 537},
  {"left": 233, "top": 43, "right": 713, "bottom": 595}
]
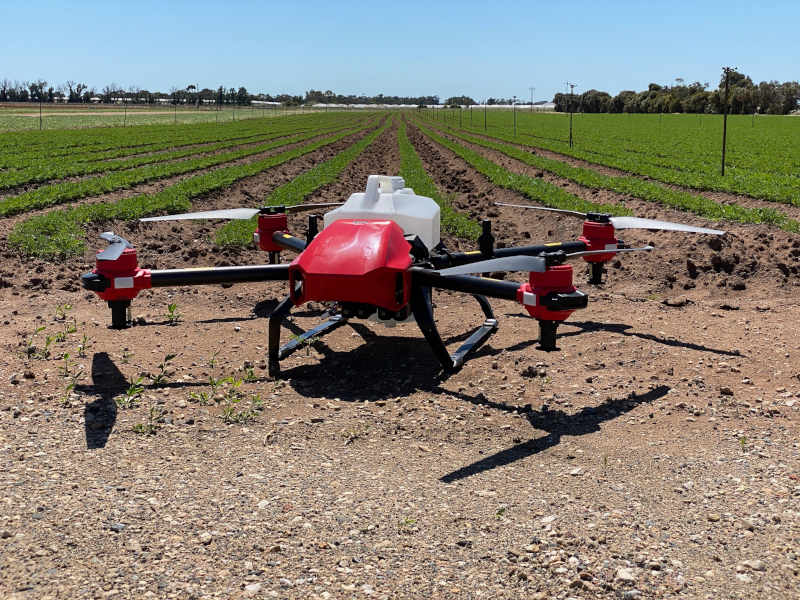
[
  {"left": 242, "top": 366, "right": 258, "bottom": 383},
  {"left": 150, "top": 353, "right": 177, "bottom": 386},
  {"left": 59, "top": 352, "right": 78, "bottom": 378},
  {"left": 165, "top": 303, "right": 181, "bottom": 326},
  {"left": 23, "top": 326, "right": 46, "bottom": 358},
  {"left": 116, "top": 376, "right": 145, "bottom": 408},
  {"left": 77, "top": 333, "right": 90, "bottom": 358},
  {"left": 132, "top": 404, "right": 167, "bottom": 435},
  {"left": 207, "top": 348, "right": 222, "bottom": 369},
  {"left": 220, "top": 393, "right": 264, "bottom": 424},
  {"left": 55, "top": 303, "right": 72, "bottom": 320}
]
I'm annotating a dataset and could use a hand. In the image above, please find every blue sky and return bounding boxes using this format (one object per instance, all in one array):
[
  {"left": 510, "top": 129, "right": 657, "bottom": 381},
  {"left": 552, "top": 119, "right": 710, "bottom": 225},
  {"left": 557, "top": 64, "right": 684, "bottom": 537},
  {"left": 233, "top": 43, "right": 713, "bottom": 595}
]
[{"left": 3, "top": 0, "right": 798, "bottom": 101}]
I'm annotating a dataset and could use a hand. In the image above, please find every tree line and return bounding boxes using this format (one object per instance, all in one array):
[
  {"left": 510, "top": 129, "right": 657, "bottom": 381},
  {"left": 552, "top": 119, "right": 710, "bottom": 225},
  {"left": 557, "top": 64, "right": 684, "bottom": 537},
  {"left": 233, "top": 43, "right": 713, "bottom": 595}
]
[
  {"left": 0, "top": 79, "right": 445, "bottom": 107},
  {"left": 553, "top": 73, "right": 800, "bottom": 115}
]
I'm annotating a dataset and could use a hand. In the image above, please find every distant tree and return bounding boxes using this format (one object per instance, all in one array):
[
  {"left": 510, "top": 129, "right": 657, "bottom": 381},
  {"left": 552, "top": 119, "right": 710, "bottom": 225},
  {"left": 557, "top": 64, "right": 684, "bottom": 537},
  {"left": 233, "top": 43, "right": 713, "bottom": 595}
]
[
  {"left": 236, "top": 86, "right": 249, "bottom": 105},
  {"left": 445, "top": 95, "right": 476, "bottom": 106}
]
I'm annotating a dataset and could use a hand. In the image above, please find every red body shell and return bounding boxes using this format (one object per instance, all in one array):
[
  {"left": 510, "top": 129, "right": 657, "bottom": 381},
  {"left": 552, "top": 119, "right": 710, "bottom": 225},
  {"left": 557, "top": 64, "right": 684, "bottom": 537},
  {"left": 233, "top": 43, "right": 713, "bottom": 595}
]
[
  {"left": 288, "top": 220, "right": 412, "bottom": 311},
  {"left": 254, "top": 213, "right": 288, "bottom": 252},
  {"left": 578, "top": 221, "right": 618, "bottom": 263},
  {"left": 516, "top": 264, "right": 576, "bottom": 321},
  {"left": 93, "top": 248, "right": 151, "bottom": 301}
]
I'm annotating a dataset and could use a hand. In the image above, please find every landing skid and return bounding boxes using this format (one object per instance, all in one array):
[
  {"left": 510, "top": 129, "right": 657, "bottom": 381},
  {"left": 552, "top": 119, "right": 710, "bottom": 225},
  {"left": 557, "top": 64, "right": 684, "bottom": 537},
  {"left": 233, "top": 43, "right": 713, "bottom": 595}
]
[{"left": 267, "top": 288, "right": 498, "bottom": 377}]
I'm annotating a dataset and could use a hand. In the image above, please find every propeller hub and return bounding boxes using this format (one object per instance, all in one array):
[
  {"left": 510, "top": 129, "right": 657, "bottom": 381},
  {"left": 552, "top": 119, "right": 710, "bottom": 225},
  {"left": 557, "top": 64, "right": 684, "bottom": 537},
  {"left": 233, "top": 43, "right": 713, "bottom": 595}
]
[
  {"left": 578, "top": 221, "right": 618, "bottom": 263},
  {"left": 585, "top": 213, "right": 612, "bottom": 223},
  {"left": 260, "top": 205, "right": 286, "bottom": 215},
  {"left": 87, "top": 246, "right": 151, "bottom": 302}
]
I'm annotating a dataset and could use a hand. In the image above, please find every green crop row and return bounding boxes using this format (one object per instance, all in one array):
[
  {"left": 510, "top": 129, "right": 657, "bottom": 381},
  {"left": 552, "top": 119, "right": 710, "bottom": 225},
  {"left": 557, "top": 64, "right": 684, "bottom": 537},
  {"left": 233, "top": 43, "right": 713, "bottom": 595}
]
[
  {"left": 0, "top": 112, "right": 366, "bottom": 169},
  {"left": 424, "top": 111, "right": 800, "bottom": 205},
  {"left": 0, "top": 118, "right": 360, "bottom": 190},
  {"left": 422, "top": 119, "right": 799, "bottom": 233},
  {"left": 9, "top": 120, "right": 382, "bottom": 258},
  {"left": 413, "top": 122, "right": 629, "bottom": 218},
  {"left": 397, "top": 121, "right": 480, "bottom": 240},
  {"left": 0, "top": 121, "right": 369, "bottom": 217},
  {"left": 216, "top": 118, "right": 393, "bottom": 246}
]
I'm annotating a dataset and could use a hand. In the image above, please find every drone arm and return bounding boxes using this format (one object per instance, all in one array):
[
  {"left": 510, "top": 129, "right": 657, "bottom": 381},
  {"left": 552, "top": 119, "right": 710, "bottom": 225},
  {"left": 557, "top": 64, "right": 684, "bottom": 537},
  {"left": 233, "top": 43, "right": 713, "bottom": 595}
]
[
  {"left": 433, "top": 240, "right": 588, "bottom": 269},
  {"left": 149, "top": 264, "right": 290, "bottom": 287},
  {"left": 271, "top": 231, "right": 307, "bottom": 253},
  {"left": 411, "top": 268, "right": 520, "bottom": 300}
]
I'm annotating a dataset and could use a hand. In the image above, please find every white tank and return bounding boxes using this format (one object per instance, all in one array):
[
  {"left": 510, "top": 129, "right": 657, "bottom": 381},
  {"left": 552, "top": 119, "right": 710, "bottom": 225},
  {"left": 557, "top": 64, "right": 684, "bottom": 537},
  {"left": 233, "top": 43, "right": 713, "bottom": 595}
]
[{"left": 323, "top": 175, "right": 441, "bottom": 249}]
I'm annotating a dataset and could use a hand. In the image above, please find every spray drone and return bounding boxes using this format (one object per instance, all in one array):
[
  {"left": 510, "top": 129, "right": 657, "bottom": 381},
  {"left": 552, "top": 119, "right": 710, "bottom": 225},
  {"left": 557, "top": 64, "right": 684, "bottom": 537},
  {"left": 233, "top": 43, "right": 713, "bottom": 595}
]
[{"left": 81, "top": 175, "right": 723, "bottom": 376}]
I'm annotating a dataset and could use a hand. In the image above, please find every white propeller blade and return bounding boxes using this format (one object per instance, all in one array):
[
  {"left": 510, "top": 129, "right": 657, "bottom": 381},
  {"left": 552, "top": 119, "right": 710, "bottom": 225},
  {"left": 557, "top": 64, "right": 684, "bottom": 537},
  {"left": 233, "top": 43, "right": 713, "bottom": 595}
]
[
  {"left": 140, "top": 208, "right": 260, "bottom": 222},
  {"left": 567, "top": 245, "right": 654, "bottom": 258},
  {"left": 139, "top": 203, "right": 344, "bottom": 222},
  {"left": 495, "top": 202, "right": 725, "bottom": 235},
  {"left": 97, "top": 232, "right": 133, "bottom": 261},
  {"left": 437, "top": 255, "right": 547, "bottom": 276},
  {"left": 608, "top": 216, "right": 724, "bottom": 235}
]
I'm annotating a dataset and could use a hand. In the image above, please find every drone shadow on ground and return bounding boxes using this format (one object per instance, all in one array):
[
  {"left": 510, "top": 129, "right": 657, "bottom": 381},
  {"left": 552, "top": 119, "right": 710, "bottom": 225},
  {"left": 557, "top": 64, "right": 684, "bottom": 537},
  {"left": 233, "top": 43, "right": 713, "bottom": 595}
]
[
  {"left": 77, "top": 352, "right": 126, "bottom": 449},
  {"left": 438, "top": 385, "right": 670, "bottom": 483},
  {"left": 280, "top": 319, "right": 510, "bottom": 400},
  {"left": 503, "top": 314, "right": 742, "bottom": 357}
]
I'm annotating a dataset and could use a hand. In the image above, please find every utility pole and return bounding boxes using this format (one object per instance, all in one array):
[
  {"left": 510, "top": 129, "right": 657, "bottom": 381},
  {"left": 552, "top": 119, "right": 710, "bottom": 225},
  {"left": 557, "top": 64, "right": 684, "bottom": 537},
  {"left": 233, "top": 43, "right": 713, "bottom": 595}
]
[
  {"left": 721, "top": 66, "right": 735, "bottom": 176},
  {"left": 529, "top": 86, "right": 535, "bottom": 112},
  {"left": 566, "top": 82, "right": 576, "bottom": 147},
  {"left": 513, "top": 95, "right": 517, "bottom": 136},
  {"left": 484, "top": 99, "right": 487, "bottom": 131}
]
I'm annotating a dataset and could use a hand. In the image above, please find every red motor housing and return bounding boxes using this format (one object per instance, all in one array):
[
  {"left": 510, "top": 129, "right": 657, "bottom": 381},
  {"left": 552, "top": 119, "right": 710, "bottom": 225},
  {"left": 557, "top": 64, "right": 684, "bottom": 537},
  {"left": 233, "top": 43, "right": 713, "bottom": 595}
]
[
  {"left": 288, "top": 220, "right": 412, "bottom": 311},
  {"left": 516, "top": 264, "right": 577, "bottom": 321},
  {"left": 253, "top": 212, "right": 288, "bottom": 252},
  {"left": 93, "top": 247, "right": 151, "bottom": 302},
  {"left": 578, "top": 220, "right": 618, "bottom": 263}
]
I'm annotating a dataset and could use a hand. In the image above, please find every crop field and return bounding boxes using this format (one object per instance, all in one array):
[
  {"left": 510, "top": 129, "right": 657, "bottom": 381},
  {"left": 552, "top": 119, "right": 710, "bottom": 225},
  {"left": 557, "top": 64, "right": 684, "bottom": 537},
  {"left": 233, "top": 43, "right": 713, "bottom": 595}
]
[
  {"left": 0, "top": 103, "right": 325, "bottom": 132},
  {"left": 0, "top": 111, "right": 798, "bottom": 599}
]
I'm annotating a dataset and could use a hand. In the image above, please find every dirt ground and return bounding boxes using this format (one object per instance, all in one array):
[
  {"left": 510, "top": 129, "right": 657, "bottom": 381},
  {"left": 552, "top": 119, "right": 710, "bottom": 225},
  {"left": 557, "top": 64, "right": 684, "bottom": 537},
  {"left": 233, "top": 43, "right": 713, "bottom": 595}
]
[{"left": 0, "top": 118, "right": 798, "bottom": 599}]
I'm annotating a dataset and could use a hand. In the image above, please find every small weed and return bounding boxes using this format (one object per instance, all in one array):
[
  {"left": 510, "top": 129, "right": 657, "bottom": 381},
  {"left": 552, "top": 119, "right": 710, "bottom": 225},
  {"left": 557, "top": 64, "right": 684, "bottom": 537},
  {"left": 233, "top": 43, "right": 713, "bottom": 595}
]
[
  {"left": 397, "top": 517, "right": 417, "bottom": 531},
  {"left": 39, "top": 334, "right": 55, "bottom": 359},
  {"left": 116, "top": 376, "right": 145, "bottom": 408},
  {"left": 150, "top": 353, "right": 177, "bottom": 387},
  {"left": 208, "top": 347, "right": 222, "bottom": 369},
  {"left": 166, "top": 303, "right": 181, "bottom": 326},
  {"left": 243, "top": 366, "right": 257, "bottom": 383},
  {"left": 288, "top": 333, "right": 320, "bottom": 356},
  {"left": 132, "top": 404, "right": 167, "bottom": 435},
  {"left": 59, "top": 369, "right": 85, "bottom": 407},
  {"left": 495, "top": 506, "right": 507, "bottom": 519},
  {"left": 209, "top": 374, "right": 232, "bottom": 398},
  {"left": 77, "top": 333, "right": 90, "bottom": 358},
  {"left": 59, "top": 352, "right": 78, "bottom": 378},
  {"left": 55, "top": 303, "right": 72, "bottom": 321},
  {"left": 220, "top": 393, "right": 264, "bottom": 424},
  {"left": 120, "top": 349, "right": 133, "bottom": 364},
  {"left": 739, "top": 436, "right": 748, "bottom": 452},
  {"left": 188, "top": 389, "right": 211, "bottom": 405},
  {"left": 24, "top": 326, "right": 46, "bottom": 358}
]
